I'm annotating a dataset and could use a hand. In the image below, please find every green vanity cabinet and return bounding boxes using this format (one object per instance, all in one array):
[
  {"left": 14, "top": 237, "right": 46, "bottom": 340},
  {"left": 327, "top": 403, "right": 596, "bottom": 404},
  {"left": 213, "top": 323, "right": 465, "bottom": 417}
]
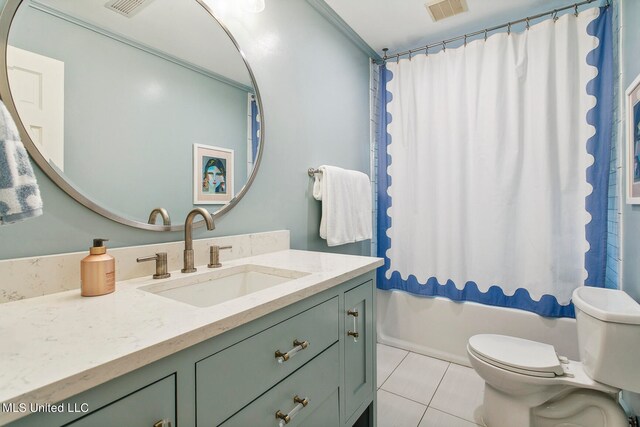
[{"left": 6, "top": 272, "right": 376, "bottom": 427}]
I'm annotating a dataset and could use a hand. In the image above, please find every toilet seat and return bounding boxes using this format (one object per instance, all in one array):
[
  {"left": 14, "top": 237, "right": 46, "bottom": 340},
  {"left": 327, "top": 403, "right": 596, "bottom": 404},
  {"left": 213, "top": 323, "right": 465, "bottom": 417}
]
[
  {"left": 467, "top": 338, "right": 620, "bottom": 394},
  {"left": 468, "top": 334, "right": 565, "bottom": 378}
]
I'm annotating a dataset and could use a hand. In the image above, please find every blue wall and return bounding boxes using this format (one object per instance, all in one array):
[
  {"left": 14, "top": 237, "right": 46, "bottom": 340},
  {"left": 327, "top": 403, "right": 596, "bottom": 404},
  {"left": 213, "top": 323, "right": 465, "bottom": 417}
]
[
  {"left": 608, "top": 1, "right": 639, "bottom": 415},
  {"left": 621, "top": 0, "right": 640, "bottom": 302},
  {"left": 0, "top": 0, "right": 372, "bottom": 259}
]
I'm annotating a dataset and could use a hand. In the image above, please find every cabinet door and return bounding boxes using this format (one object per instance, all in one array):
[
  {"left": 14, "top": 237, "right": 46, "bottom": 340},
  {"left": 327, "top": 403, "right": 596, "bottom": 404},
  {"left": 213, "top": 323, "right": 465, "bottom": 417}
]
[
  {"left": 65, "top": 375, "right": 175, "bottom": 427},
  {"left": 343, "top": 281, "right": 374, "bottom": 421}
]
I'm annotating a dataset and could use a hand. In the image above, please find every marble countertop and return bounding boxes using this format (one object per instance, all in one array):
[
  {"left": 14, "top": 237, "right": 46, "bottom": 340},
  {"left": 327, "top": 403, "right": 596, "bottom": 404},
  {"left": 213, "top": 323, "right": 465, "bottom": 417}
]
[{"left": 0, "top": 249, "right": 382, "bottom": 424}]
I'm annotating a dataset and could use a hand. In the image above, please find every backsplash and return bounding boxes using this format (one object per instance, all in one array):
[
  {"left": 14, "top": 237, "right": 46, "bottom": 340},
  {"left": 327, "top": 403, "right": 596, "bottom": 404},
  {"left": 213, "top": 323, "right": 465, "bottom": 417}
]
[{"left": 0, "top": 230, "right": 289, "bottom": 303}]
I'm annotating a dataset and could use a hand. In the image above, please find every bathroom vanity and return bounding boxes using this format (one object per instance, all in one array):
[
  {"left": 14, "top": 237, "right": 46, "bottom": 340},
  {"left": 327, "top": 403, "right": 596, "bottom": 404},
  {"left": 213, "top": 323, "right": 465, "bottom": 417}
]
[
  {"left": 0, "top": 1, "right": 381, "bottom": 423},
  {"left": 0, "top": 249, "right": 382, "bottom": 427}
]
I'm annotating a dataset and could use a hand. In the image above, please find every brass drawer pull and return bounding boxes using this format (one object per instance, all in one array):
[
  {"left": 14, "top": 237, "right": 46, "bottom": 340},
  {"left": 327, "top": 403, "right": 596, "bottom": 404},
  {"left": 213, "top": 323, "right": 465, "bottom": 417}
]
[
  {"left": 275, "top": 395, "right": 309, "bottom": 426},
  {"left": 153, "top": 420, "right": 172, "bottom": 427},
  {"left": 275, "top": 339, "right": 310, "bottom": 364}
]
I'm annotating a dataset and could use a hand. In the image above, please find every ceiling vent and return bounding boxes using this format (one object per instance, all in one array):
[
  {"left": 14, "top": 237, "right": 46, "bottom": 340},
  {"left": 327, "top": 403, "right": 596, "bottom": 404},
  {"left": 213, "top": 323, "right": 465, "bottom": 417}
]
[
  {"left": 425, "top": 0, "right": 468, "bottom": 22},
  {"left": 104, "top": 0, "right": 155, "bottom": 18}
]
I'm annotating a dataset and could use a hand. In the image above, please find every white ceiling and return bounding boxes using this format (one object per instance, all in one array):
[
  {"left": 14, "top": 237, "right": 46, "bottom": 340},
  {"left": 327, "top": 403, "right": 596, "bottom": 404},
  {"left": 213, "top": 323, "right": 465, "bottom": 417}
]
[
  {"left": 31, "top": 0, "right": 252, "bottom": 87},
  {"left": 324, "top": 0, "right": 580, "bottom": 55},
  {"left": 28, "top": 0, "right": 589, "bottom": 81}
]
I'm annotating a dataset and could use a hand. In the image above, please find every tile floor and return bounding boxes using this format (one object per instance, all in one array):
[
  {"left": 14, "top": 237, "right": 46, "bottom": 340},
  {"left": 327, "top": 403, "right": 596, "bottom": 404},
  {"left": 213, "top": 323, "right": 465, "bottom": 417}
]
[{"left": 376, "top": 343, "right": 486, "bottom": 427}]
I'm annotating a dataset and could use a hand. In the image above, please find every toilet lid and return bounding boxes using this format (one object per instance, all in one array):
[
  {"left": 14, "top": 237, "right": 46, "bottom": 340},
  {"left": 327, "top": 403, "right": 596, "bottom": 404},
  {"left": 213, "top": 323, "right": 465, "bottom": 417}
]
[{"left": 468, "top": 334, "right": 564, "bottom": 377}]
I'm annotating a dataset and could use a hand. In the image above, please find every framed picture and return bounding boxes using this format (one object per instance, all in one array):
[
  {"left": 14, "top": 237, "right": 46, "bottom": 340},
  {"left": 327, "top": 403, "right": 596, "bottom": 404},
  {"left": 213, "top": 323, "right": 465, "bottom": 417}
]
[
  {"left": 193, "top": 143, "right": 234, "bottom": 204},
  {"left": 626, "top": 73, "right": 640, "bottom": 204}
]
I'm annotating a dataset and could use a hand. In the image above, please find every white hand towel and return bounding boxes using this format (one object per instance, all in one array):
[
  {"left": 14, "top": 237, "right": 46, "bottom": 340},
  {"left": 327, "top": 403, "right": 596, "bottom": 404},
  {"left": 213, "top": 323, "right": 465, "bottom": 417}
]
[
  {"left": 313, "top": 165, "right": 372, "bottom": 246},
  {"left": 0, "top": 100, "right": 43, "bottom": 224}
]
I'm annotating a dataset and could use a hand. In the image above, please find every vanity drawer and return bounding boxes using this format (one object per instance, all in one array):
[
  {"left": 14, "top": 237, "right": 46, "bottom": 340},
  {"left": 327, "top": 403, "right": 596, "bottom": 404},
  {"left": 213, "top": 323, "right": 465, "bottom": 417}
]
[
  {"left": 196, "top": 297, "right": 339, "bottom": 426},
  {"left": 298, "top": 389, "right": 339, "bottom": 427},
  {"left": 65, "top": 375, "right": 175, "bottom": 427},
  {"left": 219, "top": 343, "right": 339, "bottom": 427}
]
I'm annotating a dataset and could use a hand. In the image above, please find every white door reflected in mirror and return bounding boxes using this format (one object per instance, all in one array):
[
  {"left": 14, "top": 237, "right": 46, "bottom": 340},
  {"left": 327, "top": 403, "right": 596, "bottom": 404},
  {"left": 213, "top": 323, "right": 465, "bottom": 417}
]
[{"left": 7, "top": 45, "right": 64, "bottom": 170}]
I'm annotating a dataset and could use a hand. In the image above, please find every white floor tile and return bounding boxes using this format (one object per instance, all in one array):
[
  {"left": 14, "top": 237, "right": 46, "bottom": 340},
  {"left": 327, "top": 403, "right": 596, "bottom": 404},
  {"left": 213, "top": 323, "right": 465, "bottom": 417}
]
[
  {"left": 377, "top": 344, "right": 409, "bottom": 388},
  {"left": 419, "top": 408, "right": 481, "bottom": 427},
  {"left": 380, "top": 352, "right": 449, "bottom": 405},
  {"left": 377, "top": 389, "right": 427, "bottom": 427},
  {"left": 430, "top": 363, "right": 485, "bottom": 425}
]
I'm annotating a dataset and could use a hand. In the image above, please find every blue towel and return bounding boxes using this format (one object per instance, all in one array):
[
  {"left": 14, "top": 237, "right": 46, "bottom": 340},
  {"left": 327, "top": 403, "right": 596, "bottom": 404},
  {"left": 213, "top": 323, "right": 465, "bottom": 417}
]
[{"left": 0, "top": 100, "right": 43, "bottom": 224}]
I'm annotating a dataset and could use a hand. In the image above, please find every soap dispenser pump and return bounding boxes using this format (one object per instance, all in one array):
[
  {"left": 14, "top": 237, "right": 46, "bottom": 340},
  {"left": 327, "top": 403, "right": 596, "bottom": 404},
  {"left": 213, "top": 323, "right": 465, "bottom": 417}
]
[{"left": 81, "top": 238, "right": 115, "bottom": 297}]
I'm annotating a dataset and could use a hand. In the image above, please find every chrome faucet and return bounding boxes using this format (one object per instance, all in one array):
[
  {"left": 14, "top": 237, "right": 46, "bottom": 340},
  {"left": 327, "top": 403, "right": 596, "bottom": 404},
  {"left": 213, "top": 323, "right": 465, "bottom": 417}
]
[
  {"left": 148, "top": 207, "right": 171, "bottom": 226},
  {"left": 182, "top": 208, "right": 215, "bottom": 273}
]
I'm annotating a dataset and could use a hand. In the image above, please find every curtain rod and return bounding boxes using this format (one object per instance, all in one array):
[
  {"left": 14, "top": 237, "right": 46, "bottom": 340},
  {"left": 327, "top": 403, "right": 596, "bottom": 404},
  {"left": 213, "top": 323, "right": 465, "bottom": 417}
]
[{"left": 380, "top": 0, "right": 607, "bottom": 62}]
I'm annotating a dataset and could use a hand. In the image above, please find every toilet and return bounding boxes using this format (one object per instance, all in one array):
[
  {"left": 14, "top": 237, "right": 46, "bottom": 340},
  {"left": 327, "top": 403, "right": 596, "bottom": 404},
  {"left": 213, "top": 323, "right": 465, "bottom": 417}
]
[{"left": 467, "top": 287, "right": 640, "bottom": 427}]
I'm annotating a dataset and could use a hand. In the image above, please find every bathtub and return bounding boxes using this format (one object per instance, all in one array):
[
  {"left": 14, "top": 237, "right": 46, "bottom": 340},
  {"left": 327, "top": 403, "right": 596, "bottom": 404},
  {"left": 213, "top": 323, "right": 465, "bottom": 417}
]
[{"left": 377, "top": 289, "right": 579, "bottom": 367}]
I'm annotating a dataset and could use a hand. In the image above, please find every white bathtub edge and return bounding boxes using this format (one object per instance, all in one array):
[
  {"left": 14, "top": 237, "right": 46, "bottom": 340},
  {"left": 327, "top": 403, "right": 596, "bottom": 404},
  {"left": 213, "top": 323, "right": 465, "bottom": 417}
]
[
  {"left": 377, "top": 330, "right": 472, "bottom": 367},
  {"left": 377, "top": 289, "right": 579, "bottom": 364}
]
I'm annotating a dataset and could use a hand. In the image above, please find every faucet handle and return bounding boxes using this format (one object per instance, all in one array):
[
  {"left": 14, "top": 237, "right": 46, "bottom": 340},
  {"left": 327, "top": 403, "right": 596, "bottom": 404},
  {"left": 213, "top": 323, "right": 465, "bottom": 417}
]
[
  {"left": 137, "top": 252, "right": 170, "bottom": 279},
  {"left": 208, "top": 245, "right": 233, "bottom": 268}
]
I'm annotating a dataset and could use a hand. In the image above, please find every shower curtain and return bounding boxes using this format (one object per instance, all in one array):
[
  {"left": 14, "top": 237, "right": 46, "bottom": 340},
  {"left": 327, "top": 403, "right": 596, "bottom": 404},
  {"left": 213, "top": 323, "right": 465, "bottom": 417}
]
[
  {"left": 377, "top": 6, "right": 613, "bottom": 318},
  {"left": 250, "top": 97, "right": 260, "bottom": 162}
]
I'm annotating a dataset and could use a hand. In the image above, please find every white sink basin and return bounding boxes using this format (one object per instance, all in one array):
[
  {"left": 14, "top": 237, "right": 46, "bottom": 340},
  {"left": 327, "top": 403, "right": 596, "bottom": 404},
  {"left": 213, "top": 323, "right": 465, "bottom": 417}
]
[{"left": 140, "top": 264, "right": 309, "bottom": 308}]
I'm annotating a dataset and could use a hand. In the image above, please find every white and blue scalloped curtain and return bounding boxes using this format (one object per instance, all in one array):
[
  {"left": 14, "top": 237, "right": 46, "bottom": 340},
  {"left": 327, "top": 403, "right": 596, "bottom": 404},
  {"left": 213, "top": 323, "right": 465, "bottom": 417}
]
[
  {"left": 377, "top": 6, "right": 613, "bottom": 318},
  {"left": 250, "top": 96, "right": 260, "bottom": 162}
]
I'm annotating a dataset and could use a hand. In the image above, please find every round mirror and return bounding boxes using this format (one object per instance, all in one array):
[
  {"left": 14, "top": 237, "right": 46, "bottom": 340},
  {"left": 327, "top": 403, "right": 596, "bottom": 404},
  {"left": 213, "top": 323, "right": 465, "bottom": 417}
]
[{"left": 0, "top": 0, "right": 263, "bottom": 231}]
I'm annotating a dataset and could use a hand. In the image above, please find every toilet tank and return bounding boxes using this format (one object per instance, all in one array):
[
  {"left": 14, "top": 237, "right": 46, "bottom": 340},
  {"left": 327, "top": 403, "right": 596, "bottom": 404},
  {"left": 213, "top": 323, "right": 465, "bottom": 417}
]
[{"left": 572, "top": 287, "right": 640, "bottom": 393}]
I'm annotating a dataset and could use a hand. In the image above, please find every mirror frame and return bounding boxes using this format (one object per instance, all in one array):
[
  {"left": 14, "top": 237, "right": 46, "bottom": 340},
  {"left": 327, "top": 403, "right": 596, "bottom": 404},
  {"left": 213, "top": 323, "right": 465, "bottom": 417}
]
[{"left": 0, "top": 0, "right": 264, "bottom": 231}]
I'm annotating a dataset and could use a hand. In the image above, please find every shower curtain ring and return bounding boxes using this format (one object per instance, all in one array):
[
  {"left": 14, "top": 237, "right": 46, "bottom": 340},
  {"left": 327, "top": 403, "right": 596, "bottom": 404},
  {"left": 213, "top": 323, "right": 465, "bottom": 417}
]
[
  {"left": 484, "top": 29, "right": 488, "bottom": 41},
  {"left": 574, "top": 4, "right": 579, "bottom": 16},
  {"left": 425, "top": 45, "right": 429, "bottom": 56},
  {"left": 408, "top": 50, "right": 412, "bottom": 61},
  {"left": 464, "top": 35, "right": 467, "bottom": 47},
  {"left": 552, "top": 9, "right": 558, "bottom": 22},
  {"left": 442, "top": 41, "right": 446, "bottom": 52},
  {"left": 507, "top": 23, "right": 511, "bottom": 35},
  {"left": 526, "top": 18, "right": 530, "bottom": 30},
  {"left": 396, "top": 54, "right": 400, "bottom": 63}
]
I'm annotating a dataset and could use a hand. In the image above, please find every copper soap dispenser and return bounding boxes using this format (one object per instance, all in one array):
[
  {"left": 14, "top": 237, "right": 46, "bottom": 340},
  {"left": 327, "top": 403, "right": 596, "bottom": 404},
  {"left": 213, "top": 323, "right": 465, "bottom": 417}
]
[{"left": 81, "top": 238, "right": 116, "bottom": 297}]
